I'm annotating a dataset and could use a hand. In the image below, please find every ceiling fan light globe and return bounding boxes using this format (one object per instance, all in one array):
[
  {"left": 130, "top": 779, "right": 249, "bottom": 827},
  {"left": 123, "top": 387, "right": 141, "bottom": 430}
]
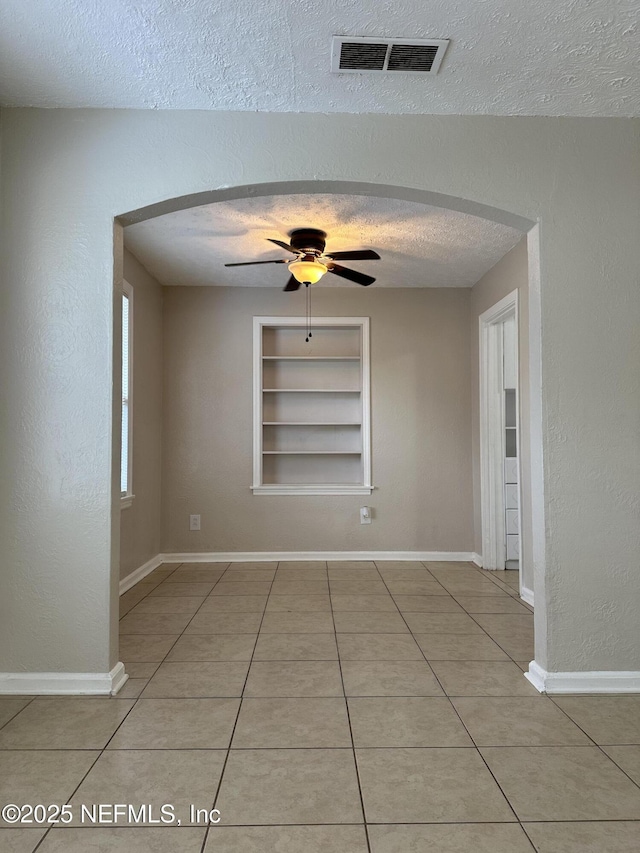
[{"left": 289, "top": 259, "right": 328, "bottom": 285}]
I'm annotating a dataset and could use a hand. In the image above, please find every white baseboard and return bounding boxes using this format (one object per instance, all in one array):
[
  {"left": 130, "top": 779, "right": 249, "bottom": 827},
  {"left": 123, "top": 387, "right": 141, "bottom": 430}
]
[
  {"left": 119, "top": 554, "right": 163, "bottom": 595},
  {"left": 0, "top": 662, "right": 128, "bottom": 696},
  {"left": 159, "top": 550, "right": 477, "bottom": 563},
  {"left": 525, "top": 660, "right": 640, "bottom": 694},
  {"left": 471, "top": 552, "right": 483, "bottom": 567},
  {"left": 520, "top": 586, "right": 535, "bottom": 606},
  {"left": 524, "top": 660, "right": 546, "bottom": 692},
  {"left": 110, "top": 662, "right": 129, "bottom": 695}
]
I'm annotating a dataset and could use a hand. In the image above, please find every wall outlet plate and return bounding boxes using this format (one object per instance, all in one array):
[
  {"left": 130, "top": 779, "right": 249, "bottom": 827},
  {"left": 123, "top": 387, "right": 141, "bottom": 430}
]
[{"left": 189, "top": 514, "right": 201, "bottom": 531}]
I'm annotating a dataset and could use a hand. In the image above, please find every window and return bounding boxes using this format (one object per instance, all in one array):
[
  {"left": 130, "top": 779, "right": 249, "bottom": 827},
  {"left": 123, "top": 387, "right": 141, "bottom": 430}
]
[{"left": 121, "top": 281, "right": 133, "bottom": 507}]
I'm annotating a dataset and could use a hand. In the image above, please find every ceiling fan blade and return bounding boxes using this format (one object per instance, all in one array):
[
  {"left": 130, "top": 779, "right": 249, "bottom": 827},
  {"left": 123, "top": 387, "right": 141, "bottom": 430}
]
[
  {"left": 224, "top": 259, "right": 288, "bottom": 267},
  {"left": 325, "top": 249, "right": 381, "bottom": 261},
  {"left": 283, "top": 275, "right": 300, "bottom": 292},
  {"left": 267, "top": 238, "right": 297, "bottom": 254},
  {"left": 328, "top": 263, "right": 376, "bottom": 287}
]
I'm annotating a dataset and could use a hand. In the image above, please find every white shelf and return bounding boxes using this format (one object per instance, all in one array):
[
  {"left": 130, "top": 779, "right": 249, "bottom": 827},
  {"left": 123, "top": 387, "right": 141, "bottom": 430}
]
[
  {"left": 263, "top": 356, "right": 360, "bottom": 361},
  {"left": 252, "top": 484, "right": 373, "bottom": 496},
  {"left": 263, "top": 422, "right": 361, "bottom": 426},
  {"left": 263, "top": 451, "right": 361, "bottom": 455},
  {"left": 263, "top": 388, "right": 360, "bottom": 393}
]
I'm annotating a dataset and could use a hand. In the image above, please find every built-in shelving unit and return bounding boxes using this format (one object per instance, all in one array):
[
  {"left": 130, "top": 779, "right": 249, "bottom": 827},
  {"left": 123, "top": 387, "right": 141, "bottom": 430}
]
[{"left": 252, "top": 316, "right": 372, "bottom": 496}]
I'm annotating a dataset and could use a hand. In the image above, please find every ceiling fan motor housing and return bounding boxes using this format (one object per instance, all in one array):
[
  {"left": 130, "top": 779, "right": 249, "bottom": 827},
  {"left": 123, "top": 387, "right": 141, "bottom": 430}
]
[{"left": 289, "top": 229, "right": 327, "bottom": 256}]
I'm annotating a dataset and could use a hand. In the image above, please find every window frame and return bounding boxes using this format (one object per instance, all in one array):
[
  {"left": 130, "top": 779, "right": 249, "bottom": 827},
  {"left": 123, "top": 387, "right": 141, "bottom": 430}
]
[{"left": 120, "top": 280, "right": 134, "bottom": 508}]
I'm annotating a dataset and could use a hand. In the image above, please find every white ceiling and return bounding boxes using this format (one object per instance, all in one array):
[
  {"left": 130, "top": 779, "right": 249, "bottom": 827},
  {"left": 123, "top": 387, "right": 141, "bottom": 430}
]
[
  {"left": 1, "top": 0, "right": 637, "bottom": 115},
  {"left": 124, "top": 194, "right": 522, "bottom": 288}
]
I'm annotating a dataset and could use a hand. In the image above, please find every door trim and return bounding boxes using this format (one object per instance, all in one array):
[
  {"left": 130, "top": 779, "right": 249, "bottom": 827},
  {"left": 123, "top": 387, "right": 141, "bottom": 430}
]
[{"left": 479, "top": 289, "right": 520, "bottom": 574}]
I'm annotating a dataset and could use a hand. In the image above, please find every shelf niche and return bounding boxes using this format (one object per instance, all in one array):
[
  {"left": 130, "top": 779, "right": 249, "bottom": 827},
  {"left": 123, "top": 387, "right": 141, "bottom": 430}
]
[{"left": 253, "top": 317, "right": 371, "bottom": 496}]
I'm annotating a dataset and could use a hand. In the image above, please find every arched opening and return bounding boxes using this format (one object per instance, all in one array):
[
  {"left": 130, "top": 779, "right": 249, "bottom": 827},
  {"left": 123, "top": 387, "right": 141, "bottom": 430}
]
[
  {"left": 118, "top": 180, "right": 535, "bottom": 231},
  {"left": 114, "top": 179, "right": 543, "bottom": 689}
]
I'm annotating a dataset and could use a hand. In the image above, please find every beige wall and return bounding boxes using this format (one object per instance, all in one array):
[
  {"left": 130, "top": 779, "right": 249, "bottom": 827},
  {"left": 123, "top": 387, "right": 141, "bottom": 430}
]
[
  {"left": 2, "top": 109, "right": 638, "bottom": 681},
  {"left": 119, "top": 249, "right": 163, "bottom": 580},
  {"left": 470, "top": 239, "right": 532, "bottom": 592},
  {"left": 161, "top": 285, "right": 474, "bottom": 553}
]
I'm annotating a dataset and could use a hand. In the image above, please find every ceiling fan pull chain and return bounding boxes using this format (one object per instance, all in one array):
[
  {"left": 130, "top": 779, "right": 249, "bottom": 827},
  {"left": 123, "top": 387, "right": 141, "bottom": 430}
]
[{"left": 305, "top": 282, "right": 310, "bottom": 342}]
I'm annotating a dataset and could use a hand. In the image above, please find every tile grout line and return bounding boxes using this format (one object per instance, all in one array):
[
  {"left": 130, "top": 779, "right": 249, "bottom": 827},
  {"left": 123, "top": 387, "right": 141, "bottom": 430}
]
[
  {"left": 118, "top": 562, "right": 184, "bottom": 617},
  {"left": 13, "top": 561, "right": 638, "bottom": 846},
  {"left": 29, "top": 563, "right": 190, "bottom": 850},
  {"left": 544, "top": 696, "right": 640, "bottom": 794},
  {"left": 455, "top": 610, "right": 534, "bottom": 670},
  {"left": 327, "top": 564, "right": 373, "bottom": 853},
  {"left": 0, "top": 696, "right": 38, "bottom": 733},
  {"left": 380, "top": 563, "right": 638, "bottom": 839},
  {"left": 424, "top": 562, "right": 534, "bottom": 667},
  {"left": 423, "top": 560, "right": 524, "bottom": 602},
  {"left": 382, "top": 561, "right": 531, "bottom": 674},
  {"left": 373, "top": 561, "right": 533, "bottom": 846},
  {"left": 34, "top": 562, "right": 221, "bottom": 845},
  {"left": 176, "top": 560, "right": 243, "bottom": 852},
  {"left": 128, "top": 560, "right": 639, "bottom": 841},
  {"left": 201, "top": 560, "right": 279, "bottom": 851},
  {"left": 120, "top": 561, "right": 203, "bottom": 689},
  {"left": 30, "top": 748, "right": 106, "bottom": 850},
  {"left": 126, "top": 562, "right": 231, "bottom": 692}
]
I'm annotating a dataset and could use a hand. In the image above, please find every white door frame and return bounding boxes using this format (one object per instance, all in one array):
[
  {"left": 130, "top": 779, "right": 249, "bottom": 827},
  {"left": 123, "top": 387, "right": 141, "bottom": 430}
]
[{"left": 479, "top": 289, "right": 521, "bottom": 575}]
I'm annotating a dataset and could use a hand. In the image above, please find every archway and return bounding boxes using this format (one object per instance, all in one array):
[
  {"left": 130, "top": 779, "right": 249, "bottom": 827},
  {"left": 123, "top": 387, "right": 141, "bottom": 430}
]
[{"left": 114, "top": 179, "right": 543, "bottom": 687}]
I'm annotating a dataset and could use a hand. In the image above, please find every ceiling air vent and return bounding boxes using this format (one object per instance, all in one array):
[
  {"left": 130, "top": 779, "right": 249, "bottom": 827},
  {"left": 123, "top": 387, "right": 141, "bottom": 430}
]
[{"left": 331, "top": 36, "right": 449, "bottom": 75}]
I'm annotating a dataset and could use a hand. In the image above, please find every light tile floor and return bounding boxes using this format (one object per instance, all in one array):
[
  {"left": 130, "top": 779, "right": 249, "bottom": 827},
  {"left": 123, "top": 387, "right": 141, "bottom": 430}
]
[{"left": 2, "top": 561, "right": 640, "bottom": 852}]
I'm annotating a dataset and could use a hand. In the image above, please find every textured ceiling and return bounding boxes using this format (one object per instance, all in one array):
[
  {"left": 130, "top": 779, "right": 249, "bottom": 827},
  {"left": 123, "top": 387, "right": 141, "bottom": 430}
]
[
  {"left": 124, "top": 194, "right": 522, "bottom": 288},
  {"left": 1, "top": 0, "right": 638, "bottom": 115}
]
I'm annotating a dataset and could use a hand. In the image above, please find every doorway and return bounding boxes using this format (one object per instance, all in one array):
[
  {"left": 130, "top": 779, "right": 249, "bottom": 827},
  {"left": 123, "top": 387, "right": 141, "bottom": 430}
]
[{"left": 479, "top": 290, "right": 523, "bottom": 591}]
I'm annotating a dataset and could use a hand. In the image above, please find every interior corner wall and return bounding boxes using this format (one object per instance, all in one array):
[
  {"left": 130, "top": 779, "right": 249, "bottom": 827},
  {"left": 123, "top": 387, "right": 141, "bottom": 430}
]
[
  {"left": 470, "top": 239, "right": 531, "bottom": 586},
  {"left": 160, "top": 285, "right": 474, "bottom": 553},
  {"left": 119, "top": 248, "right": 163, "bottom": 580}
]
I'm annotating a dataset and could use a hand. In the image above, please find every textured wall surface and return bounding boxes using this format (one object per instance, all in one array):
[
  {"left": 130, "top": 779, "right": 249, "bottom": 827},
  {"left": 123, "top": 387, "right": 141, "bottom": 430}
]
[
  {"left": 470, "top": 239, "right": 532, "bottom": 594},
  {"left": 161, "top": 285, "right": 474, "bottom": 553},
  {"left": 119, "top": 250, "right": 163, "bottom": 581},
  {"left": 0, "top": 0, "right": 637, "bottom": 116},
  {"left": 0, "top": 109, "right": 638, "bottom": 677}
]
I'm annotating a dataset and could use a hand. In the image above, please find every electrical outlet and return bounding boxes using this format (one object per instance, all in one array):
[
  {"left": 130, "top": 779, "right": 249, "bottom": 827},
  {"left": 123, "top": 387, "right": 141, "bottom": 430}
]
[
  {"left": 189, "top": 514, "right": 201, "bottom": 531},
  {"left": 360, "top": 506, "right": 372, "bottom": 525}
]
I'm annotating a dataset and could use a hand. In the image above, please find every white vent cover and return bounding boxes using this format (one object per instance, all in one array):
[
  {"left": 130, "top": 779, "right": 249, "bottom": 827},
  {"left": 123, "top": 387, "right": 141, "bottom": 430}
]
[{"left": 331, "top": 36, "right": 449, "bottom": 75}]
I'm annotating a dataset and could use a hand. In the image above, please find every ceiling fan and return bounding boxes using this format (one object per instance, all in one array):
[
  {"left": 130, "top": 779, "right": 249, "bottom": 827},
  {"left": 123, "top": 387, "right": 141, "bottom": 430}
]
[{"left": 224, "top": 228, "right": 380, "bottom": 290}]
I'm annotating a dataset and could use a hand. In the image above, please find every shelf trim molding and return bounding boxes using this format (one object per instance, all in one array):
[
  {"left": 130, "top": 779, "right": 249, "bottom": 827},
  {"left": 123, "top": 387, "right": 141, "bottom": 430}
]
[
  {"left": 252, "top": 484, "right": 373, "bottom": 495},
  {"left": 262, "top": 356, "right": 360, "bottom": 361},
  {"left": 263, "top": 451, "right": 362, "bottom": 455},
  {"left": 253, "top": 316, "right": 371, "bottom": 495}
]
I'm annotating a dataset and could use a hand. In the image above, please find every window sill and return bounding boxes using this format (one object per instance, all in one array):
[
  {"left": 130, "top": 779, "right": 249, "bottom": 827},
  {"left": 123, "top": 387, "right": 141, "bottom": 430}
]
[{"left": 120, "top": 495, "right": 135, "bottom": 509}]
